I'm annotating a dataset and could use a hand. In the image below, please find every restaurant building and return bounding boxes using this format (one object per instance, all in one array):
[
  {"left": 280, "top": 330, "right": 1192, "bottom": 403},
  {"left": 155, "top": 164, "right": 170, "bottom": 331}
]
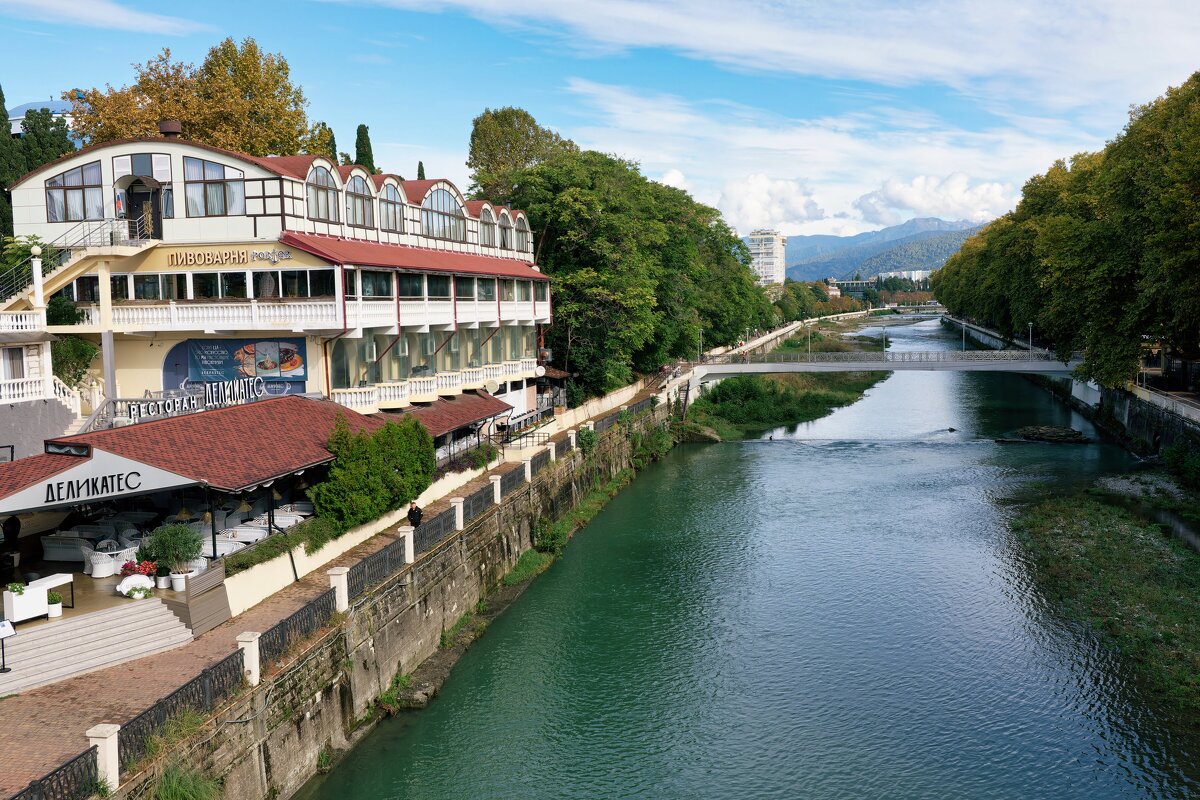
[{"left": 0, "top": 123, "right": 550, "bottom": 455}]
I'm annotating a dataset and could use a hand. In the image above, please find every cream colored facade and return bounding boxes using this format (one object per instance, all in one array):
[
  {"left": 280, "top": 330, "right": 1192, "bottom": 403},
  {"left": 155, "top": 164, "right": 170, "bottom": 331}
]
[{"left": 746, "top": 229, "right": 787, "bottom": 286}]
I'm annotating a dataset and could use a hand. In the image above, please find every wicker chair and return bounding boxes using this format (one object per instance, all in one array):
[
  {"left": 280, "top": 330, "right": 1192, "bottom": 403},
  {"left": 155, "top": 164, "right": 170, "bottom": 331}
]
[{"left": 89, "top": 546, "right": 138, "bottom": 579}]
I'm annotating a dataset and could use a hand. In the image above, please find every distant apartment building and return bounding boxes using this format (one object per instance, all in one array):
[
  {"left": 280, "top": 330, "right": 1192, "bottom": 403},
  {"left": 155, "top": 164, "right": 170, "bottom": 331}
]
[{"left": 746, "top": 229, "right": 786, "bottom": 286}]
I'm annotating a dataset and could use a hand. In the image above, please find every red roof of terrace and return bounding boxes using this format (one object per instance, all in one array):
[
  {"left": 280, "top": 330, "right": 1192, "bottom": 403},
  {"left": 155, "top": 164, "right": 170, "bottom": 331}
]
[{"left": 396, "top": 391, "right": 512, "bottom": 438}]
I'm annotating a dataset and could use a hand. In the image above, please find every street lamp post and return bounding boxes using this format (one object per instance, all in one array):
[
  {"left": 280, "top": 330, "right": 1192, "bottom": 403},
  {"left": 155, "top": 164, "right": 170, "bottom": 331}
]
[{"left": 1028, "top": 322, "right": 1033, "bottom": 359}]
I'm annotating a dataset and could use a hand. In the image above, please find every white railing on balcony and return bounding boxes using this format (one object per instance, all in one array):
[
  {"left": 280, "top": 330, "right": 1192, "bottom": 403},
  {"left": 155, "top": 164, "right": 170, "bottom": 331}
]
[
  {"left": 436, "top": 372, "right": 461, "bottom": 393},
  {"left": 398, "top": 299, "right": 455, "bottom": 328},
  {"left": 330, "top": 386, "right": 377, "bottom": 411},
  {"left": 0, "top": 310, "right": 45, "bottom": 332},
  {"left": 409, "top": 375, "right": 437, "bottom": 398},
  {"left": 460, "top": 367, "right": 484, "bottom": 388},
  {"left": 0, "top": 377, "right": 47, "bottom": 404},
  {"left": 258, "top": 300, "right": 338, "bottom": 327},
  {"left": 483, "top": 364, "right": 503, "bottom": 382},
  {"left": 377, "top": 382, "right": 409, "bottom": 406},
  {"left": 520, "top": 357, "right": 537, "bottom": 374},
  {"left": 503, "top": 361, "right": 521, "bottom": 377},
  {"left": 52, "top": 376, "right": 82, "bottom": 415}
]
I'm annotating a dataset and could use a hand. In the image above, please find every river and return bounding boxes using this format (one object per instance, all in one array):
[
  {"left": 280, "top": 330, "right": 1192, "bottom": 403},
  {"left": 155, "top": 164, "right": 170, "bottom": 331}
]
[{"left": 297, "top": 318, "right": 1200, "bottom": 799}]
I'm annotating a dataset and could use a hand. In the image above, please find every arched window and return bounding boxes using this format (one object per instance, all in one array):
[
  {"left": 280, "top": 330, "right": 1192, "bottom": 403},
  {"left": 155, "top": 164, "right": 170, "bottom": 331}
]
[
  {"left": 421, "top": 187, "right": 466, "bottom": 242},
  {"left": 306, "top": 166, "right": 339, "bottom": 223},
  {"left": 345, "top": 175, "right": 373, "bottom": 228},
  {"left": 184, "top": 157, "right": 245, "bottom": 218},
  {"left": 479, "top": 207, "right": 496, "bottom": 247},
  {"left": 380, "top": 184, "right": 404, "bottom": 232},
  {"left": 45, "top": 161, "right": 103, "bottom": 222},
  {"left": 498, "top": 213, "right": 513, "bottom": 250},
  {"left": 515, "top": 216, "right": 530, "bottom": 252}
]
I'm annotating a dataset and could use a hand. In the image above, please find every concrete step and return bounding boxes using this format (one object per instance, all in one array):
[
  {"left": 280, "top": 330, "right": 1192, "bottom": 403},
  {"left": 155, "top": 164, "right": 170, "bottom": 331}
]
[{"left": 0, "top": 599, "right": 193, "bottom": 695}]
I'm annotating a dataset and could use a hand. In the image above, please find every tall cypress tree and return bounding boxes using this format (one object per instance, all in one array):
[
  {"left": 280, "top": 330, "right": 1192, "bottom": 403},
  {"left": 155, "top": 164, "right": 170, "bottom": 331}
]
[
  {"left": 417, "top": 160, "right": 425, "bottom": 180},
  {"left": 0, "top": 84, "right": 27, "bottom": 238},
  {"left": 354, "top": 124, "right": 376, "bottom": 173},
  {"left": 20, "top": 108, "right": 74, "bottom": 170}
]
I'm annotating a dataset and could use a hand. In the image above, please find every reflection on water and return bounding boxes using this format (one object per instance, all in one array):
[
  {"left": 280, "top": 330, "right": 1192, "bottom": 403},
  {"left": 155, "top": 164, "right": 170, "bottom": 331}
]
[{"left": 299, "top": 319, "right": 1198, "bottom": 800}]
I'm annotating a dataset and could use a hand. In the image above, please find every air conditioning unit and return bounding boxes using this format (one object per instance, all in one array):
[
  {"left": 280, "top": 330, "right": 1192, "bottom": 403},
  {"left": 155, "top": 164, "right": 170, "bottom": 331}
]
[{"left": 110, "top": 416, "right": 133, "bottom": 428}]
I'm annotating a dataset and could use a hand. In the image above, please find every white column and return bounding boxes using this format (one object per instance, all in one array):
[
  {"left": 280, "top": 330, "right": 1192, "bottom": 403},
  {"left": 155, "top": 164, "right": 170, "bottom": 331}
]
[
  {"left": 522, "top": 458, "right": 532, "bottom": 482},
  {"left": 86, "top": 724, "right": 120, "bottom": 793},
  {"left": 567, "top": 429, "right": 577, "bottom": 450},
  {"left": 397, "top": 525, "right": 415, "bottom": 564},
  {"left": 449, "top": 498, "right": 464, "bottom": 530},
  {"left": 327, "top": 567, "right": 349, "bottom": 613},
  {"left": 236, "top": 632, "right": 261, "bottom": 687},
  {"left": 29, "top": 251, "right": 44, "bottom": 308},
  {"left": 546, "top": 443, "right": 556, "bottom": 463},
  {"left": 489, "top": 475, "right": 502, "bottom": 504}
]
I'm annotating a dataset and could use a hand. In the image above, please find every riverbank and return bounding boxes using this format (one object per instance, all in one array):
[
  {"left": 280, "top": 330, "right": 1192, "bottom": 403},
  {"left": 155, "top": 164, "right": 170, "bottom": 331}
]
[{"left": 684, "top": 320, "right": 892, "bottom": 439}]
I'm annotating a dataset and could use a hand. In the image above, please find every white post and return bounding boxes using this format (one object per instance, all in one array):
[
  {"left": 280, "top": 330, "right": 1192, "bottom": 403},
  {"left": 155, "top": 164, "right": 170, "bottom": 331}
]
[
  {"left": 567, "top": 429, "right": 577, "bottom": 450},
  {"left": 522, "top": 458, "right": 532, "bottom": 482},
  {"left": 583, "top": 421, "right": 595, "bottom": 431},
  {"left": 489, "top": 475, "right": 502, "bottom": 503},
  {"left": 327, "top": 567, "right": 349, "bottom": 613},
  {"left": 546, "top": 443, "right": 556, "bottom": 463},
  {"left": 449, "top": 497, "right": 464, "bottom": 531},
  {"left": 236, "top": 632, "right": 262, "bottom": 687},
  {"left": 86, "top": 724, "right": 120, "bottom": 793},
  {"left": 397, "top": 525, "right": 415, "bottom": 563},
  {"left": 30, "top": 250, "right": 44, "bottom": 308}
]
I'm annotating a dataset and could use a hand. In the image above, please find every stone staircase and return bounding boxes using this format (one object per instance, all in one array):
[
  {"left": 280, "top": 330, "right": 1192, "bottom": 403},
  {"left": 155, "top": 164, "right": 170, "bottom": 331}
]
[
  {"left": 58, "top": 413, "right": 88, "bottom": 438},
  {"left": 0, "top": 600, "right": 194, "bottom": 695}
]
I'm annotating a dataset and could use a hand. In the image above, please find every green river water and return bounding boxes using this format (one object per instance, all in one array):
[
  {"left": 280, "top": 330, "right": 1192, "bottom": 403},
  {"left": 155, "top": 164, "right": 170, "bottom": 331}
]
[{"left": 298, "top": 319, "right": 1200, "bottom": 799}]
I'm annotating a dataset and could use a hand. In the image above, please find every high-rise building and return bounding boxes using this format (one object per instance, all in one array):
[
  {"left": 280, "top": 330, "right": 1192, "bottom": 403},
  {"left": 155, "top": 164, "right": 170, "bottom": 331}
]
[{"left": 746, "top": 229, "right": 786, "bottom": 286}]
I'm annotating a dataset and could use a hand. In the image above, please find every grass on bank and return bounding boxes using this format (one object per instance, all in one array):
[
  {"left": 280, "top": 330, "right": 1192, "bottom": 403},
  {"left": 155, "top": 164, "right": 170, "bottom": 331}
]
[{"left": 1014, "top": 495, "right": 1200, "bottom": 715}]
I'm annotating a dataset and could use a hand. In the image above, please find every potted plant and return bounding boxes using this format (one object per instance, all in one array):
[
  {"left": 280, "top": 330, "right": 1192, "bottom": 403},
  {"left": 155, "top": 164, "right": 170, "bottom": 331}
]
[
  {"left": 146, "top": 523, "right": 203, "bottom": 593},
  {"left": 47, "top": 590, "right": 63, "bottom": 618},
  {"left": 128, "top": 586, "right": 153, "bottom": 600},
  {"left": 155, "top": 563, "right": 171, "bottom": 590}
]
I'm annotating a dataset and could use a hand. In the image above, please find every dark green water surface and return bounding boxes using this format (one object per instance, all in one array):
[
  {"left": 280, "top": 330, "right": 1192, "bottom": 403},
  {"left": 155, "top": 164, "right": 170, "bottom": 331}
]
[{"left": 298, "top": 320, "right": 1200, "bottom": 799}]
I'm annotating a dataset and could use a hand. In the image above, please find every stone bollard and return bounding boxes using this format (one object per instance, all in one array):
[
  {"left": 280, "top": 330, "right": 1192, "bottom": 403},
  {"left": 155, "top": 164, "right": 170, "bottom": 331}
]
[
  {"left": 489, "top": 475, "right": 502, "bottom": 504},
  {"left": 546, "top": 443, "right": 556, "bottom": 463},
  {"left": 397, "top": 525, "right": 415, "bottom": 564},
  {"left": 522, "top": 458, "right": 532, "bottom": 482},
  {"left": 567, "top": 429, "right": 577, "bottom": 450},
  {"left": 327, "top": 567, "right": 350, "bottom": 612},
  {"left": 583, "top": 421, "right": 595, "bottom": 431},
  {"left": 449, "top": 497, "right": 464, "bottom": 530},
  {"left": 86, "top": 724, "right": 120, "bottom": 793},
  {"left": 236, "top": 632, "right": 261, "bottom": 687}
]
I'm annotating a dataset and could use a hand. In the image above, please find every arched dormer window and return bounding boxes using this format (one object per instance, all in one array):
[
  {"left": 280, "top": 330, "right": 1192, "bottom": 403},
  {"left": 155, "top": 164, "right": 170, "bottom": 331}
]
[
  {"left": 479, "top": 207, "right": 496, "bottom": 247},
  {"left": 45, "top": 161, "right": 103, "bottom": 222},
  {"left": 515, "top": 216, "right": 530, "bottom": 252},
  {"left": 345, "top": 175, "right": 373, "bottom": 228},
  {"left": 380, "top": 184, "right": 404, "bottom": 232},
  {"left": 421, "top": 187, "right": 465, "bottom": 242},
  {"left": 306, "top": 166, "right": 339, "bottom": 223},
  {"left": 498, "top": 213, "right": 513, "bottom": 250}
]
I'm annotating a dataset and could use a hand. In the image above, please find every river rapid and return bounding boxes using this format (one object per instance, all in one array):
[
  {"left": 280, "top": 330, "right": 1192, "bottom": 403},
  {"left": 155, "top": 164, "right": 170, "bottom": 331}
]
[{"left": 298, "top": 318, "right": 1200, "bottom": 800}]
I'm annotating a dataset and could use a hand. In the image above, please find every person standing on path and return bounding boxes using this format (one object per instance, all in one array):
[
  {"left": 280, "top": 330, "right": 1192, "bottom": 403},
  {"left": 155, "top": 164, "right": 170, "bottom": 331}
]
[{"left": 408, "top": 501, "right": 423, "bottom": 528}]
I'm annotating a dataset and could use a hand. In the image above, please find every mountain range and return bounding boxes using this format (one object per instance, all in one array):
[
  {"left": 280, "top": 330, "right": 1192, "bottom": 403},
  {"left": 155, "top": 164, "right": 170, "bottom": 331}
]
[{"left": 776, "top": 218, "right": 983, "bottom": 282}]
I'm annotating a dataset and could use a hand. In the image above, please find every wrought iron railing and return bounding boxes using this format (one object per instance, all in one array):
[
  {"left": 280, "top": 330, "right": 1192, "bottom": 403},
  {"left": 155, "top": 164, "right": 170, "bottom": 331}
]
[
  {"left": 554, "top": 436, "right": 572, "bottom": 459},
  {"left": 413, "top": 508, "right": 456, "bottom": 555},
  {"left": 530, "top": 450, "right": 550, "bottom": 476},
  {"left": 500, "top": 466, "right": 525, "bottom": 497},
  {"left": 258, "top": 588, "right": 337, "bottom": 668},
  {"left": 346, "top": 537, "right": 407, "bottom": 601},
  {"left": 463, "top": 485, "right": 493, "bottom": 522},
  {"left": 594, "top": 412, "right": 620, "bottom": 433},
  {"left": 6, "top": 746, "right": 98, "bottom": 800},
  {"left": 627, "top": 397, "right": 654, "bottom": 416},
  {"left": 117, "top": 649, "right": 244, "bottom": 773}
]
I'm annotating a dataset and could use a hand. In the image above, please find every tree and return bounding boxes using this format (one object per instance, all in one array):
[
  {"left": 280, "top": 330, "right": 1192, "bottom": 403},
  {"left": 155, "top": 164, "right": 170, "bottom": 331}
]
[
  {"left": 19, "top": 108, "right": 74, "bottom": 170},
  {"left": 0, "top": 84, "right": 26, "bottom": 237},
  {"left": 305, "top": 121, "right": 337, "bottom": 161},
  {"left": 354, "top": 124, "right": 376, "bottom": 173},
  {"left": 466, "top": 107, "right": 577, "bottom": 201},
  {"left": 67, "top": 38, "right": 310, "bottom": 156},
  {"left": 417, "top": 160, "right": 425, "bottom": 180}
]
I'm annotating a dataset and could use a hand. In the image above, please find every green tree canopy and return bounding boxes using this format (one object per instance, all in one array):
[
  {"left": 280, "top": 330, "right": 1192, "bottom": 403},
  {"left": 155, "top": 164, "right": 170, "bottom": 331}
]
[
  {"left": 0, "top": 84, "right": 26, "bottom": 237},
  {"left": 354, "top": 123, "right": 376, "bottom": 173},
  {"left": 19, "top": 108, "right": 74, "bottom": 173},
  {"left": 305, "top": 121, "right": 337, "bottom": 161},
  {"left": 466, "top": 106, "right": 577, "bottom": 201},
  {"left": 417, "top": 160, "right": 425, "bottom": 180}
]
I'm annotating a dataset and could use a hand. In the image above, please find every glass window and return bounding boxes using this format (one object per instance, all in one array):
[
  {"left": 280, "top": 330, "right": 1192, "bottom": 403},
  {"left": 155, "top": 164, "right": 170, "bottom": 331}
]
[
  {"left": 380, "top": 184, "right": 404, "bottom": 232},
  {"left": 491, "top": 331, "right": 504, "bottom": 362},
  {"left": 133, "top": 274, "right": 160, "bottom": 300},
  {"left": 183, "top": 156, "right": 245, "bottom": 217},
  {"left": 113, "top": 156, "right": 131, "bottom": 180},
  {"left": 45, "top": 161, "right": 104, "bottom": 222},
  {"left": 76, "top": 276, "right": 99, "bottom": 303},
  {"left": 152, "top": 154, "right": 171, "bottom": 182},
  {"left": 162, "top": 274, "right": 186, "bottom": 300},
  {"left": 221, "top": 272, "right": 247, "bottom": 299},
  {"left": 1, "top": 347, "right": 25, "bottom": 381},
  {"left": 478, "top": 278, "right": 495, "bottom": 301},
  {"left": 515, "top": 217, "right": 530, "bottom": 252},
  {"left": 479, "top": 208, "right": 496, "bottom": 247},
  {"left": 309, "top": 269, "right": 335, "bottom": 297},
  {"left": 427, "top": 275, "right": 450, "bottom": 298},
  {"left": 535, "top": 281, "right": 548, "bottom": 301},
  {"left": 281, "top": 270, "right": 306, "bottom": 298},
  {"left": 345, "top": 176, "right": 374, "bottom": 228},
  {"left": 499, "top": 280, "right": 515, "bottom": 301},
  {"left": 420, "top": 187, "right": 465, "bottom": 241},
  {"left": 162, "top": 186, "right": 174, "bottom": 219},
  {"left": 111, "top": 275, "right": 129, "bottom": 301},
  {"left": 397, "top": 274, "right": 423, "bottom": 298},
  {"left": 498, "top": 214, "right": 513, "bottom": 249},
  {"left": 344, "top": 269, "right": 357, "bottom": 298},
  {"left": 253, "top": 271, "right": 280, "bottom": 299},
  {"left": 361, "top": 270, "right": 392, "bottom": 297},
  {"left": 192, "top": 273, "right": 219, "bottom": 299},
  {"left": 455, "top": 277, "right": 474, "bottom": 299},
  {"left": 307, "top": 166, "right": 339, "bottom": 222},
  {"left": 516, "top": 281, "right": 532, "bottom": 302}
]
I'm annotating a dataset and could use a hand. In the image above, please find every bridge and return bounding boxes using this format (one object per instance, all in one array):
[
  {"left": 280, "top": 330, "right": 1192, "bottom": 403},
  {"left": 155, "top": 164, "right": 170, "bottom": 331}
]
[{"left": 690, "top": 349, "right": 1080, "bottom": 388}]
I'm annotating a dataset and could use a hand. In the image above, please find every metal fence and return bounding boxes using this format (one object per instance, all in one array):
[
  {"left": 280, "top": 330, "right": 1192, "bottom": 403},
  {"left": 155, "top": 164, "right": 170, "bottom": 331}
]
[
  {"left": 500, "top": 467, "right": 525, "bottom": 497},
  {"left": 413, "top": 508, "right": 456, "bottom": 555},
  {"left": 117, "top": 649, "right": 245, "bottom": 772},
  {"left": 463, "top": 485, "right": 493, "bottom": 523},
  {"left": 7, "top": 746, "right": 98, "bottom": 800},
  {"left": 627, "top": 397, "right": 654, "bottom": 416},
  {"left": 258, "top": 588, "right": 337, "bottom": 668},
  {"left": 347, "top": 537, "right": 408, "bottom": 601},
  {"left": 530, "top": 450, "right": 550, "bottom": 476},
  {"left": 706, "top": 349, "right": 1069, "bottom": 365},
  {"left": 554, "top": 436, "right": 572, "bottom": 459},
  {"left": 593, "top": 412, "right": 620, "bottom": 433}
]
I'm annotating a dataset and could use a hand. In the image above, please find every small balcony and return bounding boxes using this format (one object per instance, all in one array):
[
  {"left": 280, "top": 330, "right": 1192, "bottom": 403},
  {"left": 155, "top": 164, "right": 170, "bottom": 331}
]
[{"left": 328, "top": 358, "right": 539, "bottom": 415}]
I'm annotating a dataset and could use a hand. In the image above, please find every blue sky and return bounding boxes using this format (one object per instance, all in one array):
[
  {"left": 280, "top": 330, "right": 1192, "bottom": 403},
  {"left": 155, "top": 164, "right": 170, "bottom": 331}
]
[{"left": 2, "top": 0, "right": 1198, "bottom": 236}]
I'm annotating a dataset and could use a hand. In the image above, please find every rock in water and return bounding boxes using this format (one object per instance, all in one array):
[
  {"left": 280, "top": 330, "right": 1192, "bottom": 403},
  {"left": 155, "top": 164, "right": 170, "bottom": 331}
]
[{"left": 1015, "top": 425, "right": 1090, "bottom": 444}]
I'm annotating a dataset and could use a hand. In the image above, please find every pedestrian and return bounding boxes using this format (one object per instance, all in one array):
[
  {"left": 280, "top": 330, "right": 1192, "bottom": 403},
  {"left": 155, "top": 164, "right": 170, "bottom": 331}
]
[{"left": 407, "top": 501, "right": 423, "bottom": 528}]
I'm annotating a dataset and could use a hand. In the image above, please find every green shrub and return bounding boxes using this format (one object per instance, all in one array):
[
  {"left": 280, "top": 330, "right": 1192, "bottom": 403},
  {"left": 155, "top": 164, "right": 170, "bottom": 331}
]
[
  {"left": 222, "top": 516, "right": 342, "bottom": 575},
  {"left": 470, "top": 443, "right": 499, "bottom": 469},
  {"left": 576, "top": 427, "right": 598, "bottom": 455},
  {"left": 153, "top": 763, "right": 219, "bottom": 800},
  {"left": 146, "top": 524, "right": 203, "bottom": 573}
]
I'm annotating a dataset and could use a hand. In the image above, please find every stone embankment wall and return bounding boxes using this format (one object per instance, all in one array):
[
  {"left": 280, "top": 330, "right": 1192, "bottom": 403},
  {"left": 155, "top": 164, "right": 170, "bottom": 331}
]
[{"left": 116, "top": 405, "right": 670, "bottom": 800}]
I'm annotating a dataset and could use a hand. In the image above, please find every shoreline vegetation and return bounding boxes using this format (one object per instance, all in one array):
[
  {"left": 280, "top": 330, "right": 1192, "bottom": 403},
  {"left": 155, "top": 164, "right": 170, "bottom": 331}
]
[{"left": 681, "top": 320, "right": 891, "bottom": 440}]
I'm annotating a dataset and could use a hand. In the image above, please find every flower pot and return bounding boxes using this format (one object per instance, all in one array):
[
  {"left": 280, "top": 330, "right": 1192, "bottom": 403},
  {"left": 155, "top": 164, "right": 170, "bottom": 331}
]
[
  {"left": 155, "top": 575, "right": 170, "bottom": 589},
  {"left": 170, "top": 573, "right": 187, "bottom": 593},
  {"left": 47, "top": 602, "right": 63, "bottom": 618}
]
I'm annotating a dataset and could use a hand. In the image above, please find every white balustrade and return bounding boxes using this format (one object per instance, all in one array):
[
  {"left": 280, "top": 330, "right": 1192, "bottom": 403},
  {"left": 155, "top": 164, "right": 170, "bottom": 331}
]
[
  {"left": 427, "top": 299, "right": 454, "bottom": 327},
  {"left": 330, "top": 387, "right": 378, "bottom": 411},
  {"left": 409, "top": 375, "right": 437, "bottom": 398},
  {"left": 52, "top": 376, "right": 82, "bottom": 415},
  {"left": 0, "top": 377, "right": 46, "bottom": 404},
  {"left": 436, "top": 372, "right": 461, "bottom": 393},
  {"left": 355, "top": 300, "right": 397, "bottom": 328},
  {"left": 461, "top": 367, "right": 484, "bottom": 388},
  {"left": 377, "top": 382, "right": 409, "bottom": 406},
  {"left": 0, "top": 310, "right": 45, "bottom": 331},
  {"left": 483, "top": 364, "right": 503, "bottom": 382},
  {"left": 499, "top": 301, "right": 522, "bottom": 322},
  {"left": 257, "top": 300, "right": 338, "bottom": 328},
  {"left": 520, "top": 357, "right": 537, "bottom": 374},
  {"left": 503, "top": 361, "right": 521, "bottom": 377}
]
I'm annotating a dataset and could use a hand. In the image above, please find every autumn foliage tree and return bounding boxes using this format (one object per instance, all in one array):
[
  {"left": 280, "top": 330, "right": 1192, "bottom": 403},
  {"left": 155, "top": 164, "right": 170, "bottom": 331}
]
[{"left": 66, "top": 38, "right": 316, "bottom": 156}]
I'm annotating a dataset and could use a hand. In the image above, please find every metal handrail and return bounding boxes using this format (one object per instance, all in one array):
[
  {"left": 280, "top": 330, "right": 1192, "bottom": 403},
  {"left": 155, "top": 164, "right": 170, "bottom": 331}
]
[
  {"left": 705, "top": 349, "right": 1075, "bottom": 365},
  {"left": 0, "top": 218, "right": 151, "bottom": 302}
]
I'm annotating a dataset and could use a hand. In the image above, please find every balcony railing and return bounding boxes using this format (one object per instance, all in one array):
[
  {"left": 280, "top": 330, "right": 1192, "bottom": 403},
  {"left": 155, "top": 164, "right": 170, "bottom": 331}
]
[
  {"left": 328, "top": 359, "right": 540, "bottom": 413},
  {"left": 0, "top": 376, "right": 80, "bottom": 414},
  {"left": 0, "top": 310, "right": 45, "bottom": 332}
]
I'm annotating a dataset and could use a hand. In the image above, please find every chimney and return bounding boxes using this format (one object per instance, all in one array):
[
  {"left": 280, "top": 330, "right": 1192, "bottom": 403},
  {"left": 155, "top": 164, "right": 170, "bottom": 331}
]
[{"left": 158, "top": 120, "right": 182, "bottom": 139}]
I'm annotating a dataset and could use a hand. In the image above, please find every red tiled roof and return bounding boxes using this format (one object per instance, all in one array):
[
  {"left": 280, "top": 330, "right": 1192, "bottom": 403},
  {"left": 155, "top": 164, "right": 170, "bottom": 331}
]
[
  {"left": 49, "top": 396, "right": 387, "bottom": 492},
  {"left": 371, "top": 174, "right": 408, "bottom": 198},
  {"left": 0, "top": 453, "right": 80, "bottom": 502},
  {"left": 463, "top": 200, "right": 490, "bottom": 218},
  {"left": 278, "top": 232, "right": 548, "bottom": 281},
  {"left": 242, "top": 154, "right": 324, "bottom": 180},
  {"left": 392, "top": 391, "right": 512, "bottom": 438},
  {"left": 400, "top": 179, "right": 440, "bottom": 204},
  {"left": 541, "top": 365, "right": 570, "bottom": 380}
]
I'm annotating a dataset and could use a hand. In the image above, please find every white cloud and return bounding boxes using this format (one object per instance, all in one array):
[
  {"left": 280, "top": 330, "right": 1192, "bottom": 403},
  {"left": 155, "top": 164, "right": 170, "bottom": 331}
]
[
  {"left": 0, "top": 0, "right": 211, "bottom": 34},
  {"left": 658, "top": 169, "right": 689, "bottom": 191},
  {"left": 719, "top": 174, "right": 823, "bottom": 234},
  {"left": 852, "top": 174, "right": 1016, "bottom": 226}
]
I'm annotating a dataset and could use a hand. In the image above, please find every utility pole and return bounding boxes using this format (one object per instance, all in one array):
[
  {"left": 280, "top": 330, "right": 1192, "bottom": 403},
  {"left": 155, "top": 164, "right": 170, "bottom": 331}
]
[{"left": 1028, "top": 322, "right": 1033, "bottom": 359}]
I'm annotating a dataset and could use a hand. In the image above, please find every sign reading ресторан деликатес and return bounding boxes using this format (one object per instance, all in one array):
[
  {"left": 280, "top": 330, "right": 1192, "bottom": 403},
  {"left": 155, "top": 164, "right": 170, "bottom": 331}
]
[{"left": 127, "top": 376, "right": 268, "bottom": 423}]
